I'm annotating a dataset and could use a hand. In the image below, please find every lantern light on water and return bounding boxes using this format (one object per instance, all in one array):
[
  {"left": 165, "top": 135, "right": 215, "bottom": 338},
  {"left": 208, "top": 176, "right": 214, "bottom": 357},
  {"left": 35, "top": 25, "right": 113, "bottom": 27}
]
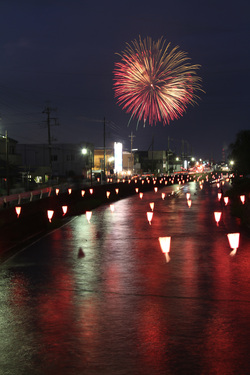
[
  {"left": 115, "top": 188, "right": 119, "bottom": 194},
  {"left": 217, "top": 192, "right": 222, "bottom": 201},
  {"left": 146, "top": 211, "right": 153, "bottom": 225},
  {"left": 158, "top": 236, "right": 171, "bottom": 263},
  {"left": 89, "top": 188, "right": 93, "bottom": 195},
  {"left": 110, "top": 204, "right": 115, "bottom": 212},
  {"left": 214, "top": 211, "right": 222, "bottom": 226},
  {"left": 86, "top": 211, "right": 92, "bottom": 223},
  {"left": 135, "top": 188, "right": 139, "bottom": 193},
  {"left": 154, "top": 187, "right": 158, "bottom": 193},
  {"left": 81, "top": 190, "right": 85, "bottom": 197},
  {"left": 68, "top": 188, "right": 72, "bottom": 195},
  {"left": 62, "top": 206, "right": 68, "bottom": 216},
  {"left": 149, "top": 202, "right": 154, "bottom": 211},
  {"left": 224, "top": 196, "right": 229, "bottom": 205},
  {"left": 141, "top": 180, "right": 144, "bottom": 185},
  {"left": 55, "top": 188, "right": 59, "bottom": 195},
  {"left": 186, "top": 193, "right": 191, "bottom": 200},
  {"left": 187, "top": 199, "right": 192, "bottom": 208},
  {"left": 15, "top": 206, "right": 21, "bottom": 218},
  {"left": 139, "top": 192, "right": 143, "bottom": 199},
  {"left": 227, "top": 233, "right": 240, "bottom": 256},
  {"left": 47, "top": 210, "right": 54, "bottom": 223},
  {"left": 106, "top": 191, "right": 110, "bottom": 199},
  {"left": 161, "top": 193, "right": 166, "bottom": 200}
]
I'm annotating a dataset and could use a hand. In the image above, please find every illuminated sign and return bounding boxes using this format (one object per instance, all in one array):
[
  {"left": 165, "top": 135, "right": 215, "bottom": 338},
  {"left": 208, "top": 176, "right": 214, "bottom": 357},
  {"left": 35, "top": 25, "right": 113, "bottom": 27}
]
[{"left": 114, "top": 142, "right": 122, "bottom": 173}]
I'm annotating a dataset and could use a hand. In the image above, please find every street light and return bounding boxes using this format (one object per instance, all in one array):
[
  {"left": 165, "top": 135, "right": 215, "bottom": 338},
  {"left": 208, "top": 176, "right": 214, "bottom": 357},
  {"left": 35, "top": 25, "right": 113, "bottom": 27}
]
[{"left": 82, "top": 147, "right": 93, "bottom": 186}]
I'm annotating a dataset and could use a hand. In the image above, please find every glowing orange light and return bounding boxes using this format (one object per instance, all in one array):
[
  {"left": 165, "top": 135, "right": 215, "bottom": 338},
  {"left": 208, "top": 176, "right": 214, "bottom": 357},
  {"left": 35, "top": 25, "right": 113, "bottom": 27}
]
[
  {"left": 55, "top": 188, "right": 59, "bottom": 195},
  {"left": 97, "top": 178, "right": 100, "bottom": 182},
  {"left": 62, "top": 206, "right": 68, "bottom": 216},
  {"left": 134, "top": 179, "right": 137, "bottom": 183},
  {"left": 115, "top": 188, "right": 119, "bottom": 194},
  {"left": 154, "top": 187, "right": 158, "bottom": 193},
  {"left": 146, "top": 211, "right": 153, "bottom": 225},
  {"left": 153, "top": 180, "right": 156, "bottom": 185},
  {"left": 117, "top": 179, "right": 120, "bottom": 183},
  {"left": 128, "top": 179, "right": 131, "bottom": 183},
  {"left": 179, "top": 181, "right": 181, "bottom": 185},
  {"left": 47, "top": 210, "right": 54, "bottom": 222},
  {"left": 240, "top": 195, "right": 245, "bottom": 204},
  {"left": 200, "top": 184, "right": 203, "bottom": 190},
  {"left": 141, "top": 180, "right": 145, "bottom": 184},
  {"left": 68, "top": 188, "right": 72, "bottom": 195},
  {"left": 81, "top": 190, "right": 85, "bottom": 197},
  {"left": 186, "top": 192, "right": 190, "bottom": 200},
  {"left": 139, "top": 192, "right": 143, "bottom": 199},
  {"left": 89, "top": 188, "right": 93, "bottom": 195},
  {"left": 227, "top": 232, "right": 240, "bottom": 256},
  {"left": 147, "top": 179, "right": 150, "bottom": 184},
  {"left": 135, "top": 188, "right": 139, "bottom": 193},
  {"left": 106, "top": 191, "right": 110, "bottom": 199},
  {"left": 217, "top": 183, "right": 220, "bottom": 188},
  {"left": 217, "top": 192, "right": 222, "bottom": 201},
  {"left": 149, "top": 202, "right": 154, "bottom": 211},
  {"left": 110, "top": 204, "right": 115, "bottom": 212},
  {"left": 158, "top": 236, "right": 171, "bottom": 263},
  {"left": 224, "top": 196, "right": 229, "bottom": 205},
  {"left": 15, "top": 206, "right": 21, "bottom": 218},
  {"left": 214, "top": 211, "right": 222, "bottom": 226},
  {"left": 161, "top": 193, "right": 166, "bottom": 200},
  {"left": 187, "top": 199, "right": 192, "bottom": 208},
  {"left": 86, "top": 211, "right": 92, "bottom": 223}
]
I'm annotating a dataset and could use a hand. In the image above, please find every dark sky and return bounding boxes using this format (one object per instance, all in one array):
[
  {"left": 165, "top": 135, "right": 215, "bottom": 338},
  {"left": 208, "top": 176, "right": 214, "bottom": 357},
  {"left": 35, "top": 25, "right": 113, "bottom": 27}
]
[{"left": 0, "top": 0, "right": 249, "bottom": 161}]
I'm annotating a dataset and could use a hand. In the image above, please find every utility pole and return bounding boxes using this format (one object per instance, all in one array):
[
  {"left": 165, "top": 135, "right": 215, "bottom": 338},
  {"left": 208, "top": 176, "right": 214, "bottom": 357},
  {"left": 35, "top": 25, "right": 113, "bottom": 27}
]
[
  {"left": 129, "top": 131, "right": 136, "bottom": 173},
  {"left": 42, "top": 106, "right": 59, "bottom": 177},
  {"left": 103, "top": 117, "right": 106, "bottom": 182},
  {"left": 5, "top": 130, "right": 9, "bottom": 196}
]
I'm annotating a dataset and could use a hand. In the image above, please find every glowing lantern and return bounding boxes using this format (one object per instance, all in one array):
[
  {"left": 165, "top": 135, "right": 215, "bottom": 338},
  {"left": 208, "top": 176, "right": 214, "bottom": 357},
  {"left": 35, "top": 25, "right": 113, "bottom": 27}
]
[
  {"left": 149, "top": 202, "right": 154, "bottom": 211},
  {"left": 227, "top": 233, "right": 240, "bottom": 256},
  {"left": 240, "top": 195, "right": 245, "bottom": 204},
  {"left": 217, "top": 192, "right": 222, "bottom": 201},
  {"left": 214, "top": 211, "right": 222, "bottom": 226},
  {"left": 165, "top": 181, "right": 167, "bottom": 185},
  {"left": 139, "top": 192, "right": 143, "bottom": 199},
  {"left": 106, "top": 191, "right": 110, "bottom": 199},
  {"left": 154, "top": 187, "right": 158, "bottom": 193},
  {"left": 153, "top": 180, "right": 156, "bottom": 185},
  {"left": 47, "top": 210, "right": 54, "bottom": 223},
  {"left": 15, "top": 206, "right": 21, "bottom": 218},
  {"left": 117, "top": 179, "right": 120, "bottom": 183},
  {"left": 134, "top": 179, "right": 137, "bottom": 183},
  {"left": 161, "top": 193, "right": 166, "bottom": 200},
  {"left": 187, "top": 199, "right": 192, "bottom": 208},
  {"left": 86, "top": 211, "right": 92, "bottom": 223},
  {"left": 146, "top": 211, "right": 153, "bottom": 225},
  {"left": 62, "top": 206, "right": 68, "bottom": 216},
  {"left": 179, "top": 181, "right": 181, "bottom": 185},
  {"left": 55, "top": 188, "right": 59, "bottom": 195},
  {"left": 158, "top": 236, "right": 171, "bottom": 263},
  {"left": 110, "top": 204, "right": 115, "bottom": 212},
  {"left": 224, "top": 196, "right": 229, "bottom": 205},
  {"left": 135, "top": 188, "right": 139, "bottom": 193},
  {"left": 128, "top": 179, "right": 131, "bottom": 184},
  {"left": 68, "top": 188, "right": 72, "bottom": 195},
  {"left": 89, "top": 188, "right": 93, "bottom": 195},
  {"left": 200, "top": 184, "right": 203, "bottom": 190},
  {"left": 115, "top": 188, "right": 119, "bottom": 194},
  {"left": 147, "top": 179, "right": 150, "bottom": 184},
  {"left": 107, "top": 178, "right": 110, "bottom": 183},
  {"left": 81, "top": 190, "right": 85, "bottom": 197},
  {"left": 97, "top": 178, "right": 100, "bottom": 182},
  {"left": 141, "top": 180, "right": 145, "bottom": 184},
  {"left": 217, "top": 183, "right": 220, "bottom": 188},
  {"left": 186, "top": 193, "right": 191, "bottom": 200},
  {"left": 123, "top": 179, "right": 125, "bottom": 183}
]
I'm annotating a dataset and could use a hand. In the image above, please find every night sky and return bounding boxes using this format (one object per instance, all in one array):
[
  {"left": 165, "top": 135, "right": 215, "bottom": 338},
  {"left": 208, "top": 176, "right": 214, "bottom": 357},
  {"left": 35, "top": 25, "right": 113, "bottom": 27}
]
[{"left": 0, "top": 1, "right": 249, "bottom": 162}]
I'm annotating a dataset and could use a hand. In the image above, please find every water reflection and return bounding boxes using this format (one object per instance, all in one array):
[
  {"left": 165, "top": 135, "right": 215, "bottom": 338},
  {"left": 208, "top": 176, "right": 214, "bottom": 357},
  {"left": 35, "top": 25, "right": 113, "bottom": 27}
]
[{"left": 0, "top": 182, "right": 250, "bottom": 374}]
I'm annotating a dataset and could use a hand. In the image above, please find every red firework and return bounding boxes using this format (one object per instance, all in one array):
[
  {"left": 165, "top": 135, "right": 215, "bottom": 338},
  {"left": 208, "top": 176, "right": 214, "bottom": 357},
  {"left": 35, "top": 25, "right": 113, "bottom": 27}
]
[{"left": 113, "top": 36, "right": 203, "bottom": 126}]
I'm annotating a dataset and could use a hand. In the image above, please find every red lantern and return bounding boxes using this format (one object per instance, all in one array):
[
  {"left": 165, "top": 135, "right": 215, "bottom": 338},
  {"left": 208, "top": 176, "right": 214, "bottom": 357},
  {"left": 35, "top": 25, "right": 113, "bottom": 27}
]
[
  {"left": 15, "top": 206, "right": 21, "bottom": 218},
  {"left": 62, "top": 206, "right": 68, "bottom": 216},
  {"left": 158, "top": 236, "right": 171, "bottom": 263},
  {"left": 227, "top": 233, "right": 240, "bottom": 256},
  {"left": 240, "top": 195, "right": 245, "bottom": 204},
  {"left": 81, "top": 190, "right": 85, "bottom": 197},
  {"left": 146, "top": 212, "right": 153, "bottom": 225},
  {"left": 214, "top": 211, "right": 222, "bottom": 226},
  {"left": 149, "top": 202, "right": 154, "bottom": 211},
  {"left": 86, "top": 211, "right": 92, "bottom": 223},
  {"left": 68, "top": 188, "right": 72, "bottom": 195},
  {"left": 47, "top": 210, "right": 54, "bottom": 223}
]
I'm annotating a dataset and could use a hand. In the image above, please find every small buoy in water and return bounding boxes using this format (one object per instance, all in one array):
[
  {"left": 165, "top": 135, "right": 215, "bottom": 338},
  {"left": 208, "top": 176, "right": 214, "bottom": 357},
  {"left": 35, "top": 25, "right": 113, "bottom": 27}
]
[{"left": 78, "top": 248, "right": 85, "bottom": 258}]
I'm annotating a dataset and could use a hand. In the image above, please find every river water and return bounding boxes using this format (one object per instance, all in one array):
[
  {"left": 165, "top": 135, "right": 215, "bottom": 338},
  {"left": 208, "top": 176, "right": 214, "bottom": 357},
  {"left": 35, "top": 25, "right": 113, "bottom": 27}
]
[{"left": 0, "top": 181, "right": 249, "bottom": 374}]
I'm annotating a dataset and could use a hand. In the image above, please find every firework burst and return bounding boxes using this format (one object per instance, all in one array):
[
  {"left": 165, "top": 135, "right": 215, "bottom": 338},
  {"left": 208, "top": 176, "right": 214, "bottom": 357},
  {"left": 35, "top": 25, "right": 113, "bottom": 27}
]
[{"left": 113, "top": 36, "right": 203, "bottom": 127}]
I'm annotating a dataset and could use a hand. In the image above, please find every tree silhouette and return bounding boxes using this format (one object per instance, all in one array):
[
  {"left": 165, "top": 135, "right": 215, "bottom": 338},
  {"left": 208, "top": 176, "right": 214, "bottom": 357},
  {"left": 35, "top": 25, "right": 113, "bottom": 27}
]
[{"left": 229, "top": 130, "right": 250, "bottom": 176}]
